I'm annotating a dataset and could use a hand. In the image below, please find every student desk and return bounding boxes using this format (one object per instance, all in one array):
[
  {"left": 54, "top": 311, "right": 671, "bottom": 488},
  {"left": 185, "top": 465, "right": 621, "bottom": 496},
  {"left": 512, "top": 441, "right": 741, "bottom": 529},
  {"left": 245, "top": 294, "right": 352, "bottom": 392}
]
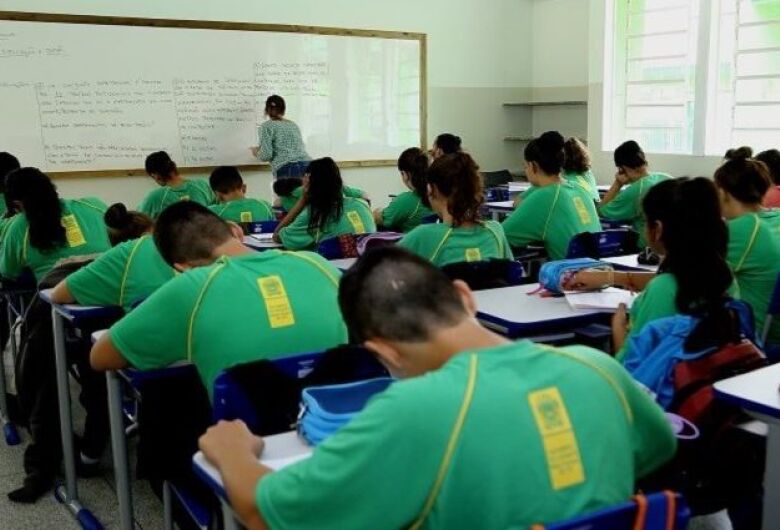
[
  {"left": 484, "top": 200, "right": 515, "bottom": 221},
  {"left": 330, "top": 257, "right": 357, "bottom": 271},
  {"left": 602, "top": 254, "right": 659, "bottom": 273},
  {"left": 193, "top": 431, "right": 313, "bottom": 530},
  {"left": 39, "top": 290, "right": 123, "bottom": 529},
  {"left": 474, "top": 284, "right": 609, "bottom": 339},
  {"left": 715, "top": 364, "right": 780, "bottom": 530},
  {"left": 243, "top": 234, "right": 283, "bottom": 251}
]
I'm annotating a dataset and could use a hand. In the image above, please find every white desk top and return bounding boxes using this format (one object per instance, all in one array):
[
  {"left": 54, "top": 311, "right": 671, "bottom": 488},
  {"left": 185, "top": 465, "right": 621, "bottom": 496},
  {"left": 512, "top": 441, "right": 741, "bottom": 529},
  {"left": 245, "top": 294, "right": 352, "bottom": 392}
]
[
  {"left": 485, "top": 200, "right": 515, "bottom": 211},
  {"left": 715, "top": 363, "right": 780, "bottom": 420},
  {"left": 602, "top": 254, "right": 659, "bottom": 272},
  {"left": 330, "top": 258, "right": 357, "bottom": 270},
  {"left": 243, "top": 234, "right": 283, "bottom": 250},
  {"left": 39, "top": 289, "right": 123, "bottom": 321}
]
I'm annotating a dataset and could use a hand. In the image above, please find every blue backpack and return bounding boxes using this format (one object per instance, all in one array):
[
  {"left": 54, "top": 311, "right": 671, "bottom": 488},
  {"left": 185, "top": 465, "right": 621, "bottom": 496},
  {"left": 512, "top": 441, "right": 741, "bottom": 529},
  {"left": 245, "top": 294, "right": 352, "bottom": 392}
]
[{"left": 538, "top": 258, "right": 613, "bottom": 294}]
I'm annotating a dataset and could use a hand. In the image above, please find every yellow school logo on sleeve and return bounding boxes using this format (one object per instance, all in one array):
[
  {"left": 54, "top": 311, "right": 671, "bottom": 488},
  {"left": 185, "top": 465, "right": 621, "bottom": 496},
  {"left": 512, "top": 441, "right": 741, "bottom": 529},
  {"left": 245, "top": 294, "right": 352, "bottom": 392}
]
[
  {"left": 346, "top": 211, "right": 366, "bottom": 233},
  {"left": 61, "top": 215, "right": 86, "bottom": 247},
  {"left": 257, "top": 275, "right": 295, "bottom": 328},
  {"left": 180, "top": 195, "right": 190, "bottom": 202},
  {"left": 572, "top": 197, "right": 592, "bottom": 225},
  {"left": 465, "top": 248, "right": 482, "bottom": 262},
  {"left": 240, "top": 211, "right": 252, "bottom": 223},
  {"left": 528, "top": 387, "right": 585, "bottom": 490}
]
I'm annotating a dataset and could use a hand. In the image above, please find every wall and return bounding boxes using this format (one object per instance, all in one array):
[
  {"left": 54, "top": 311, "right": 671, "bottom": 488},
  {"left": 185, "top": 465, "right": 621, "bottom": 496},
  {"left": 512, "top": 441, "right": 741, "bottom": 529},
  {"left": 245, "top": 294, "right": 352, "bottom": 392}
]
[{"left": 0, "top": 0, "right": 533, "bottom": 207}]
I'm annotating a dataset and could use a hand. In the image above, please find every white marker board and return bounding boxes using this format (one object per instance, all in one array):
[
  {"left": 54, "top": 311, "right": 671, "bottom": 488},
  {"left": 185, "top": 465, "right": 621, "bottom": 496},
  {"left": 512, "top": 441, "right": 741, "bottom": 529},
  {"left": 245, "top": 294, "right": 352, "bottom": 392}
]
[{"left": 0, "top": 13, "right": 425, "bottom": 175}]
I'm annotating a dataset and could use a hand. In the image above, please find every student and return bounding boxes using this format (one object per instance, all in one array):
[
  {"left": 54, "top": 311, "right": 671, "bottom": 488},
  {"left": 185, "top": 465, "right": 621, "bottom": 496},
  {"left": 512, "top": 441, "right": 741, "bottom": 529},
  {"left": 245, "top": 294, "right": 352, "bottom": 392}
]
[
  {"left": 714, "top": 155, "right": 780, "bottom": 342},
  {"left": 0, "top": 152, "right": 21, "bottom": 238},
  {"left": 502, "top": 131, "right": 602, "bottom": 260},
  {"left": 274, "top": 157, "right": 376, "bottom": 250},
  {"left": 208, "top": 166, "right": 274, "bottom": 223},
  {"left": 197, "top": 247, "right": 676, "bottom": 530},
  {"left": 139, "top": 151, "right": 215, "bottom": 218},
  {"left": 274, "top": 176, "right": 369, "bottom": 213},
  {"left": 757, "top": 149, "right": 780, "bottom": 208},
  {"left": 50, "top": 203, "right": 175, "bottom": 313},
  {"left": 563, "top": 137, "right": 599, "bottom": 201},
  {"left": 399, "top": 152, "right": 512, "bottom": 266},
  {"left": 373, "top": 147, "right": 435, "bottom": 233},
  {"left": 430, "top": 133, "right": 462, "bottom": 159},
  {"left": 90, "top": 202, "right": 348, "bottom": 399},
  {"left": 599, "top": 140, "right": 671, "bottom": 248},
  {"left": 724, "top": 146, "right": 753, "bottom": 162},
  {"left": 566, "top": 178, "right": 733, "bottom": 359},
  {"left": 0, "top": 168, "right": 111, "bottom": 282},
  {"left": 251, "top": 95, "right": 311, "bottom": 179}
]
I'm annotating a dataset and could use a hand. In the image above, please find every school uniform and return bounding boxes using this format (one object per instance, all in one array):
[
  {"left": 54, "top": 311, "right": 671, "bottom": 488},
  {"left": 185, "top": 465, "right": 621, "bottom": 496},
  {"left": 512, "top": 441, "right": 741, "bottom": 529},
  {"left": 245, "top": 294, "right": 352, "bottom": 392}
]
[
  {"left": 563, "top": 170, "right": 600, "bottom": 202},
  {"left": 256, "top": 341, "right": 675, "bottom": 530},
  {"left": 399, "top": 221, "right": 513, "bottom": 267},
  {"left": 208, "top": 198, "right": 274, "bottom": 224},
  {"left": 381, "top": 191, "right": 434, "bottom": 232},
  {"left": 617, "top": 273, "right": 679, "bottom": 360},
  {"left": 138, "top": 179, "right": 216, "bottom": 219},
  {"left": 65, "top": 235, "right": 175, "bottom": 312},
  {"left": 108, "top": 250, "right": 347, "bottom": 398},
  {"left": 0, "top": 197, "right": 111, "bottom": 282},
  {"left": 278, "top": 197, "right": 376, "bottom": 250},
  {"left": 598, "top": 173, "right": 671, "bottom": 248},
  {"left": 502, "top": 183, "right": 602, "bottom": 260},
  {"left": 726, "top": 212, "right": 780, "bottom": 342},
  {"left": 278, "top": 185, "right": 366, "bottom": 213}
]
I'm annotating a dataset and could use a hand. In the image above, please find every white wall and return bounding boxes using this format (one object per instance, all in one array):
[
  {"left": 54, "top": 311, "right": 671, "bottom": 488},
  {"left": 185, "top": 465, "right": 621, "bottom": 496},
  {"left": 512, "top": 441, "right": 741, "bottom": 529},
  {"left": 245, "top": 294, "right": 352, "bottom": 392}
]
[{"left": 0, "top": 0, "right": 534, "bottom": 207}]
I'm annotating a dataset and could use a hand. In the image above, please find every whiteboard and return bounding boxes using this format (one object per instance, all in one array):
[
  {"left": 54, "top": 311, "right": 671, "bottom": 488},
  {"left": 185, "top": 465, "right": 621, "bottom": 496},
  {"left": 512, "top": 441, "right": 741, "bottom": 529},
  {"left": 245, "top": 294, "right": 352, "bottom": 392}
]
[{"left": 0, "top": 14, "right": 424, "bottom": 174}]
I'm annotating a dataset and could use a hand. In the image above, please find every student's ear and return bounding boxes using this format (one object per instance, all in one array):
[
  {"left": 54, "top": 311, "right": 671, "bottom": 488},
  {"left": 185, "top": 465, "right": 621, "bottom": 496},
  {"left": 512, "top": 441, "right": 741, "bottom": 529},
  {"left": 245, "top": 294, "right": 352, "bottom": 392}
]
[
  {"left": 452, "top": 279, "right": 478, "bottom": 317},
  {"left": 227, "top": 221, "right": 244, "bottom": 240},
  {"left": 647, "top": 220, "right": 664, "bottom": 248},
  {"left": 364, "top": 339, "right": 404, "bottom": 376},
  {"left": 241, "top": 184, "right": 247, "bottom": 194}
]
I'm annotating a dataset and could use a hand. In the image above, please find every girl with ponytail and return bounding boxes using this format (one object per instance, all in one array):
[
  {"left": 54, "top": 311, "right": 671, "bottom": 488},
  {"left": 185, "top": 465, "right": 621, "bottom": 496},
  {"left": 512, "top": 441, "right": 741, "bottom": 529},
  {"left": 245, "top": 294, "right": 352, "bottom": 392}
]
[
  {"left": 502, "top": 131, "right": 602, "bottom": 260},
  {"left": 374, "top": 147, "right": 436, "bottom": 232},
  {"left": 399, "top": 151, "right": 513, "bottom": 267}
]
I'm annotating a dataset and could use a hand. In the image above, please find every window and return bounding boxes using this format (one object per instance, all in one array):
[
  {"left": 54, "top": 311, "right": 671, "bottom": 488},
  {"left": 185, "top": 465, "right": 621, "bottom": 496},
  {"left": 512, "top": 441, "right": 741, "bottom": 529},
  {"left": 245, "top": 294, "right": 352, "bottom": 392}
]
[{"left": 607, "top": 0, "right": 780, "bottom": 155}]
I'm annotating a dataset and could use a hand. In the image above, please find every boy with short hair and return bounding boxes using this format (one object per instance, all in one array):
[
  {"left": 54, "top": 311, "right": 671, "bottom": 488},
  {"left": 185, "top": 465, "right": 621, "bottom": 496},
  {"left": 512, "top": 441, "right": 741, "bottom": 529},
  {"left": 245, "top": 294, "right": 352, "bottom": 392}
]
[
  {"left": 208, "top": 166, "right": 274, "bottom": 224},
  {"left": 90, "top": 202, "right": 347, "bottom": 399},
  {"left": 199, "top": 247, "right": 676, "bottom": 530}
]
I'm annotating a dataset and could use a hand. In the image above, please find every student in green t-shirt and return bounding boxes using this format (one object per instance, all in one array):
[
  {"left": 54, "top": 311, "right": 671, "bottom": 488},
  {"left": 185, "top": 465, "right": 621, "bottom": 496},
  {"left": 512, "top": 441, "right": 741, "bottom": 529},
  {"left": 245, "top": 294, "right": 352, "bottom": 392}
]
[
  {"left": 714, "top": 155, "right": 780, "bottom": 342},
  {"left": 430, "top": 132, "right": 462, "bottom": 160},
  {"left": 274, "top": 157, "right": 376, "bottom": 250},
  {"left": 399, "top": 152, "right": 512, "bottom": 267},
  {"left": 207, "top": 166, "right": 274, "bottom": 224},
  {"left": 565, "top": 178, "right": 733, "bottom": 360},
  {"left": 599, "top": 140, "right": 671, "bottom": 248},
  {"left": 138, "top": 151, "right": 216, "bottom": 218},
  {"left": 90, "top": 201, "right": 348, "bottom": 398},
  {"left": 273, "top": 177, "right": 369, "bottom": 213},
  {"left": 0, "top": 152, "right": 21, "bottom": 239},
  {"left": 563, "top": 137, "right": 600, "bottom": 202},
  {"left": 50, "top": 203, "right": 175, "bottom": 312},
  {"left": 198, "top": 247, "right": 675, "bottom": 530},
  {"left": 0, "top": 168, "right": 111, "bottom": 283},
  {"left": 374, "top": 147, "right": 435, "bottom": 233},
  {"left": 502, "top": 131, "right": 602, "bottom": 260}
]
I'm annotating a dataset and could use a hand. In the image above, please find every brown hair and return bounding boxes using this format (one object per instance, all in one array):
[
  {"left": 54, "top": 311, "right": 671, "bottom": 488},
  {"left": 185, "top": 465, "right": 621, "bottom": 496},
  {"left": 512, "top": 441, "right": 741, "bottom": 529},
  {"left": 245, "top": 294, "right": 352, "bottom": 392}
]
[
  {"left": 265, "top": 95, "right": 286, "bottom": 119},
  {"left": 713, "top": 155, "right": 771, "bottom": 205},
  {"left": 397, "top": 147, "right": 429, "bottom": 199},
  {"left": 426, "top": 152, "right": 483, "bottom": 226},
  {"left": 724, "top": 146, "right": 753, "bottom": 161},
  {"left": 525, "top": 131, "right": 565, "bottom": 175},
  {"left": 563, "top": 137, "right": 591, "bottom": 174},
  {"left": 105, "top": 203, "right": 154, "bottom": 246}
]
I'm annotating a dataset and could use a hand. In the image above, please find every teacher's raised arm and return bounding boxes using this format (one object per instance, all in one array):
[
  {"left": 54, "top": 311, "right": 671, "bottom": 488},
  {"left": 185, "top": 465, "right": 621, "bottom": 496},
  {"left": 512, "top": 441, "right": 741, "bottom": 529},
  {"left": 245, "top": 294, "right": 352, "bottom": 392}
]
[{"left": 252, "top": 95, "right": 312, "bottom": 180}]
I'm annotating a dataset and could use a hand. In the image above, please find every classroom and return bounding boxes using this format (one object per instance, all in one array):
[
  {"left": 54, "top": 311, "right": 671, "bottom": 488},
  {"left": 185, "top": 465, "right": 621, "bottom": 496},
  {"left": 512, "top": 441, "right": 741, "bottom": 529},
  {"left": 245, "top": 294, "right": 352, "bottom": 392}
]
[{"left": 0, "top": 0, "right": 779, "bottom": 529}]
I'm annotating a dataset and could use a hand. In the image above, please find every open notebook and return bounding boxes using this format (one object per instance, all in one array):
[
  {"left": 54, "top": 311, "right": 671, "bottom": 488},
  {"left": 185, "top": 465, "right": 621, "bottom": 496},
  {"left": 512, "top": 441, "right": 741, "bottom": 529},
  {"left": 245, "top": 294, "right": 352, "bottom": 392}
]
[{"left": 564, "top": 288, "right": 636, "bottom": 311}]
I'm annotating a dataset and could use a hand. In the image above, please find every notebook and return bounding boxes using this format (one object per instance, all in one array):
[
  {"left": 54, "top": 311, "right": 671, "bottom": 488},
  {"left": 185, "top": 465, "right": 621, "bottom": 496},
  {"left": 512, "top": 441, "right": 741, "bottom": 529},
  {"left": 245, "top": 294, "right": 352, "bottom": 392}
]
[{"left": 565, "top": 288, "right": 636, "bottom": 311}]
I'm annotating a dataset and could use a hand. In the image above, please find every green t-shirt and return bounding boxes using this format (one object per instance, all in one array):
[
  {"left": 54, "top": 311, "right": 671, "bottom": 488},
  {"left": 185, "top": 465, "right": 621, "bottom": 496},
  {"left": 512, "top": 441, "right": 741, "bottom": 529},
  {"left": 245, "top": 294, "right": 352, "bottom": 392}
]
[
  {"left": 381, "top": 191, "right": 434, "bottom": 233},
  {"left": 0, "top": 198, "right": 111, "bottom": 282},
  {"left": 727, "top": 213, "right": 780, "bottom": 342},
  {"left": 617, "top": 273, "right": 679, "bottom": 360},
  {"left": 138, "top": 179, "right": 216, "bottom": 219},
  {"left": 278, "top": 197, "right": 376, "bottom": 250},
  {"left": 563, "top": 170, "right": 600, "bottom": 202},
  {"left": 0, "top": 192, "right": 6, "bottom": 218},
  {"left": 109, "top": 250, "right": 348, "bottom": 398},
  {"left": 208, "top": 198, "right": 274, "bottom": 224},
  {"left": 598, "top": 173, "right": 671, "bottom": 248},
  {"left": 279, "top": 185, "right": 365, "bottom": 213},
  {"left": 502, "top": 183, "right": 602, "bottom": 260},
  {"left": 257, "top": 341, "right": 675, "bottom": 530},
  {"left": 399, "top": 221, "right": 513, "bottom": 267},
  {"left": 65, "top": 235, "right": 175, "bottom": 312}
]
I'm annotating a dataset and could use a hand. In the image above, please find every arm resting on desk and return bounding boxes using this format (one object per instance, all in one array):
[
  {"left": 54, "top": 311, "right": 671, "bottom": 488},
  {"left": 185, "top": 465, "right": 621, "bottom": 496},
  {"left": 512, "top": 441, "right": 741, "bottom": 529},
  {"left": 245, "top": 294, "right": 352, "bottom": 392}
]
[
  {"left": 200, "top": 420, "right": 272, "bottom": 530},
  {"left": 90, "top": 331, "right": 130, "bottom": 371},
  {"left": 50, "top": 279, "right": 76, "bottom": 305}
]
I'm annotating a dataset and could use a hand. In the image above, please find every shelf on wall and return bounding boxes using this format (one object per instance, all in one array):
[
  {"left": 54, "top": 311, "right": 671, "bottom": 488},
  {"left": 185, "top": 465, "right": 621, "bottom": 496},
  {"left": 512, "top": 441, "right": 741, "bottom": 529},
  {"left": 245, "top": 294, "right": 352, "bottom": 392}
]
[{"left": 503, "top": 101, "right": 587, "bottom": 107}]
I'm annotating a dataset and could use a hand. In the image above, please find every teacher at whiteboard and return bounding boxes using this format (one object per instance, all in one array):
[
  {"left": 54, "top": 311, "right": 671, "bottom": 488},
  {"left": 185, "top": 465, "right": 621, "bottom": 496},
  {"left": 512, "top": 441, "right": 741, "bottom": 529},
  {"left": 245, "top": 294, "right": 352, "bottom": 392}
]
[{"left": 251, "top": 95, "right": 311, "bottom": 179}]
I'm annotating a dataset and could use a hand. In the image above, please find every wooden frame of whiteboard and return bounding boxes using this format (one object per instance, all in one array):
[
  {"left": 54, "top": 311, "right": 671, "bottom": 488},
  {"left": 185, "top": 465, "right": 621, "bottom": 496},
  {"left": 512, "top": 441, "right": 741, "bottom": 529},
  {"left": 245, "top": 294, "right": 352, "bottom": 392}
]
[{"left": 0, "top": 11, "right": 427, "bottom": 179}]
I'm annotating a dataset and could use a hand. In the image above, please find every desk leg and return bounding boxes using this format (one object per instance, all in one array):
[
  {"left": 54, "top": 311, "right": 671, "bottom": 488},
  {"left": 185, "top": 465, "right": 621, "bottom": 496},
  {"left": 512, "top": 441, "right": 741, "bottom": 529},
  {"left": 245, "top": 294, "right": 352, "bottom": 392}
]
[
  {"left": 764, "top": 422, "right": 780, "bottom": 530},
  {"left": 221, "top": 498, "right": 242, "bottom": 530},
  {"left": 107, "top": 371, "right": 133, "bottom": 530},
  {"left": 0, "top": 296, "right": 20, "bottom": 445}
]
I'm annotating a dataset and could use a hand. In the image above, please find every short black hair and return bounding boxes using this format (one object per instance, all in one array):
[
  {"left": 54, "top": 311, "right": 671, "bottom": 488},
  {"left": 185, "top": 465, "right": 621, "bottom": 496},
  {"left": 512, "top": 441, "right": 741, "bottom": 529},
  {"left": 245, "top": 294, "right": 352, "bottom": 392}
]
[
  {"left": 209, "top": 166, "right": 243, "bottom": 194},
  {"left": 435, "top": 133, "right": 462, "bottom": 155},
  {"left": 145, "top": 151, "right": 177, "bottom": 180},
  {"left": 154, "top": 201, "right": 233, "bottom": 266},
  {"left": 614, "top": 140, "right": 647, "bottom": 169},
  {"left": 273, "top": 177, "right": 303, "bottom": 197},
  {"left": 0, "top": 152, "right": 21, "bottom": 195},
  {"left": 339, "top": 247, "right": 468, "bottom": 343}
]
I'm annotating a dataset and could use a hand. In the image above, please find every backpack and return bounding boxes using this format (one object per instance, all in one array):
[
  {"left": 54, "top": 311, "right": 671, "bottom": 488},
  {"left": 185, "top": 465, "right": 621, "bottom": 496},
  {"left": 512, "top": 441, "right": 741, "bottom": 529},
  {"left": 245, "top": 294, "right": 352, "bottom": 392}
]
[
  {"left": 440, "top": 259, "right": 526, "bottom": 291},
  {"left": 537, "top": 258, "right": 613, "bottom": 295}
]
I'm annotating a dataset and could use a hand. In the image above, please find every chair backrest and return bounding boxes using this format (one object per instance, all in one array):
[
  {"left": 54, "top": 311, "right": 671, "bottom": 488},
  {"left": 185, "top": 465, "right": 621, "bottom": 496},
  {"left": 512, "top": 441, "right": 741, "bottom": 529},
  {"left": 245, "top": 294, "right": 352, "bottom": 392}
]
[
  {"left": 440, "top": 259, "right": 527, "bottom": 291},
  {"left": 536, "top": 491, "right": 689, "bottom": 530},
  {"left": 481, "top": 170, "right": 513, "bottom": 188},
  {"left": 762, "top": 272, "right": 780, "bottom": 343},
  {"left": 245, "top": 220, "right": 280, "bottom": 235},
  {"left": 566, "top": 229, "right": 639, "bottom": 259},
  {"left": 420, "top": 213, "right": 440, "bottom": 225}
]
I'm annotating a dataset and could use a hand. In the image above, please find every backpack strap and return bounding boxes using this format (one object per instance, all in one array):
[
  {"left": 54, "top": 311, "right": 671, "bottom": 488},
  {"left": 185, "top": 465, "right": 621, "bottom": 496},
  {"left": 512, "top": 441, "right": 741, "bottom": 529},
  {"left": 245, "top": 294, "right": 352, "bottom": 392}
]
[
  {"left": 118, "top": 236, "right": 148, "bottom": 308},
  {"left": 541, "top": 185, "right": 562, "bottom": 239},
  {"left": 429, "top": 228, "right": 454, "bottom": 263},
  {"left": 408, "top": 353, "right": 478, "bottom": 530}
]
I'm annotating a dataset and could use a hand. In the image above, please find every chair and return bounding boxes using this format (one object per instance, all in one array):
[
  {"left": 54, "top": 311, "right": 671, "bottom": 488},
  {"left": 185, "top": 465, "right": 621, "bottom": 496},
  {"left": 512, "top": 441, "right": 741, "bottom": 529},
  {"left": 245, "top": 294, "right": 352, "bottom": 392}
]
[
  {"left": 316, "top": 234, "right": 359, "bottom": 259},
  {"left": 485, "top": 187, "right": 510, "bottom": 202},
  {"left": 761, "top": 272, "right": 780, "bottom": 359},
  {"left": 533, "top": 491, "right": 689, "bottom": 530},
  {"left": 566, "top": 229, "right": 639, "bottom": 259},
  {"left": 481, "top": 169, "right": 513, "bottom": 188},
  {"left": 420, "top": 213, "right": 440, "bottom": 224},
  {"left": 244, "top": 220, "right": 279, "bottom": 235},
  {"left": 440, "top": 259, "right": 529, "bottom": 291}
]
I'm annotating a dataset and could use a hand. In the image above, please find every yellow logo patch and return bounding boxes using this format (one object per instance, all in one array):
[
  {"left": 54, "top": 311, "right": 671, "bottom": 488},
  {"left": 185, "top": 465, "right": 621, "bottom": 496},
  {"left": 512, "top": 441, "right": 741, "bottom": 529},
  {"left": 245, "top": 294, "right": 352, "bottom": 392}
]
[
  {"left": 572, "top": 197, "right": 592, "bottom": 225},
  {"left": 346, "top": 211, "right": 366, "bottom": 233},
  {"left": 465, "top": 248, "right": 482, "bottom": 262},
  {"left": 528, "top": 387, "right": 585, "bottom": 490},
  {"left": 61, "top": 215, "right": 86, "bottom": 247},
  {"left": 240, "top": 211, "right": 252, "bottom": 223},
  {"left": 257, "top": 275, "right": 295, "bottom": 328}
]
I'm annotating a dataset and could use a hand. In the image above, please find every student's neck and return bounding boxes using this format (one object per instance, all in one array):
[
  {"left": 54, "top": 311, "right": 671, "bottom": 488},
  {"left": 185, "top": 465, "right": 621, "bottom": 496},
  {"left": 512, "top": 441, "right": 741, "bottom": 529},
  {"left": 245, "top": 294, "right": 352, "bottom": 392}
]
[
  {"left": 634, "top": 167, "right": 650, "bottom": 179},
  {"left": 221, "top": 190, "right": 245, "bottom": 203},
  {"left": 428, "top": 319, "right": 510, "bottom": 366},
  {"left": 535, "top": 173, "right": 561, "bottom": 187},
  {"left": 211, "top": 238, "right": 254, "bottom": 258},
  {"left": 167, "top": 174, "right": 185, "bottom": 187}
]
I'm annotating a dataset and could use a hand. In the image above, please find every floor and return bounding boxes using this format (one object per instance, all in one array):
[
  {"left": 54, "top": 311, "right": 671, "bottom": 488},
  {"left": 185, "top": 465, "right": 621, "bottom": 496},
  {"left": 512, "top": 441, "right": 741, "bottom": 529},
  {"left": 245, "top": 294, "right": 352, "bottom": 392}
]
[{"left": 0, "top": 382, "right": 166, "bottom": 530}]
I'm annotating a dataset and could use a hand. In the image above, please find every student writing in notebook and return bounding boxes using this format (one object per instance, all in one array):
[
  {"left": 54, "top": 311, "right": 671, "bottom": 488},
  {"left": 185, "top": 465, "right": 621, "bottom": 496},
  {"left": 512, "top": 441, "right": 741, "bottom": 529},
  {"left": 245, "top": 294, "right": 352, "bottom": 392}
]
[
  {"left": 374, "top": 147, "right": 435, "bottom": 232},
  {"left": 198, "top": 247, "right": 675, "bottom": 530},
  {"left": 138, "top": 151, "right": 215, "bottom": 218},
  {"left": 208, "top": 166, "right": 274, "bottom": 224}
]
